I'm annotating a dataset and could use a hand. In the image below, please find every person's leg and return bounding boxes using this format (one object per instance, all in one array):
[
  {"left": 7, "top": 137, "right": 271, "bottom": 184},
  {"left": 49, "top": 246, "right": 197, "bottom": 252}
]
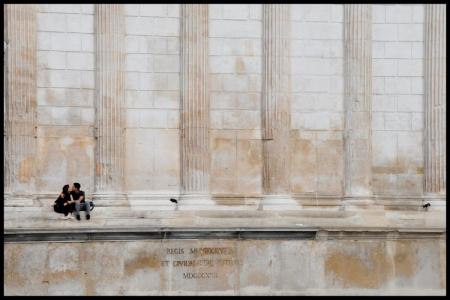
[
  {"left": 75, "top": 201, "right": 81, "bottom": 220},
  {"left": 84, "top": 200, "right": 91, "bottom": 219}
]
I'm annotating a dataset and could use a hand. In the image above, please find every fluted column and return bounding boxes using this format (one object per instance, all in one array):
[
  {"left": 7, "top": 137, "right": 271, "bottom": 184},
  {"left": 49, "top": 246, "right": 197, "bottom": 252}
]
[
  {"left": 424, "top": 4, "right": 446, "bottom": 195},
  {"left": 262, "top": 5, "right": 291, "bottom": 195},
  {"left": 343, "top": 4, "right": 373, "bottom": 198},
  {"left": 180, "top": 5, "right": 209, "bottom": 194},
  {"left": 94, "top": 5, "right": 126, "bottom": 199},
  {"left": 4, "top": 4, "right": 37, "bottom": 199}
]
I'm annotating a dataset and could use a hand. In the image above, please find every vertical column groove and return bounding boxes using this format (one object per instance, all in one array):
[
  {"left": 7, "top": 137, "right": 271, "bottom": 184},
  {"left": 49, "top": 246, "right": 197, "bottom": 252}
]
[
  {"left": 94, "top": 4, "right": 125, "bottom": 193},
  {"left": 262, "top": 5, "right": 291, "bottom": 195},
  {"left": 180, "top": 4, "right": 209, "bottom": 193},
  {"left": 424, "top": 4, "right": 446, "bottom": 194},
  {"left": 4, "top": 4, "right": 37, "bottom": 195},
  {"left": 344, "top": 4, "right": 373, "bottom": 197}
]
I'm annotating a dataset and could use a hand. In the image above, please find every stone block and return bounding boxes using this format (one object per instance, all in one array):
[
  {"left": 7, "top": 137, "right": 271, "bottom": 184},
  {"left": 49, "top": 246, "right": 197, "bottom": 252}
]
[
  {"left": 80, "top": 108, "right": 95, "bottom": 125},
  {"left": 166, "top": 110, "right": 179, "bottom": 129},
  {"left": 81, "top": 34, "right": 94, "bottom": 52},
  {"left": 124, "top": 5, "right": 139, "bottom": 16},
  {"left": 373, "top": 42, "right": 385, "bottom": 58},
  {"left": 209, "top": 4, "right": 223, "bottom": 19},
  {"left": 410, "top": 77, "right": 423, "bottom": 95},
  {"left": 41, "top": 51, "right": 66, "bottom": 69},
  {"left": 385, "top": 77, "right": 411, "bottom": 94},
  {"left": 236, "top": 139, "right": 262, "bottom": 191},
  {"left": 67, "top": 14, "right": 94, "bottom": 33},
  {"left": 67, "top": 52, "right": 94, "bottom": 70},
  {"left": 41, "top": 4, "right": 81, "bottom": 13},
  {"left": 411, "top": 113, "right": 423, "bottom": 131},
  {"left": 140, "top": 4, "right": 167, "bottom": 17},
  {"left": 236, "top": 93, "right": 259, "bottom": 110},
  {"left": 372, "top": 5, "right": 386, "bottom": 23},
  {"left": 80, "top": 71, "right": 94, "bottom": 89},
  {"left": 302, "top": 22, "right": 342, "bottom": 40},
  {"left": 211, "top": 134, "right": 236, "bottom": 178},
  {"left": 139, "top": 110, "right": 167, "bottom": 128},
  {"left": 411, "top": 42, "right": 423, "bottom": 58},
  {"left": 52, "top": 107, "right": 81, "bottom": 125},
  {"left": 38, "top": 13, "right": 66, "bottom": 32},
  {"left": 223, "top": 5, "right": 249, "bottom": 20},
  {"left": 386, "top": 5, "right": 412, "bottom": 23},
  {"left": 126, "top": 54, "right": 150, "bottom": 73},
  {"left": 372, "top": 131, "right": 397, "bottom": 166},
  {"left": 38, "top": 32, "right": 51, "bottom": 50},
  {"left": 291, "top": 138, "right": 317, "bottom": 193},
  {"left": 372, "top": 112, "right": 385, "bottom": 130},
  {"left": 396, "top": 95, "right": 423, "bottom": 112},
  {"left": 249, "top": 4, "right": 262, "bottom": 20},
  {"left": 81, "top": 5, "right": 94, "bottom": 14},
  {"left": 61, "top": 33, "right": 82, "bottom": 51},
  {"left": 221, "top": 75, "right": 248, "bottom": 92},
  {"left": 126, "top": 109, "right": 140, "bottom": 128},
  {"left": 397, "top": 59, "right": 422, "bottom": 76},
  {"left": 373, "top": 59, "right": 398, "bottom": 76},
  {"left": 153, "top": 91, "right": 179, "bottom": 109},
  {"left": 373, "top": 95, "right": 397, "bottom": 112},
  {"left": 139, "top": 73, "right": 167, "bottom": 91},
  {"left": 384, "top": 42, "right": 412, "bottom": 58},
  {"left": 330, "top": 5, "right": 343, "bottom": 22},
  {"left": 210, "top": 20, "right": 261, "bottom": 38},
  {"left": 398, "top": 24, "right": 423, "bottom": 42},
  {"left": 166, "top": 74, "right": 179, "bottom": 91},
  {"left": 303, "top": 112, "right": 330, "bottom": 130},
  {"left": 373, "top": 24, "right": 398, "bottom": 41},
  {"left": 153, "top": 54, "right": 179, "bottom": 73},
  {"left": 127, "top": 73, "right": 141, "bottom": 90},
  {"left": 209, "top": 110, "right": 223, "bottom": 129},
  {"left": 373, "top": 77, "right": 385, "bottom": 94},
  {"left": 412, "top": 5, "right": 424, "bottom": 23},
  {"left": 167, "top": 4, "right": 179, "bottom": 17},
  {"left": 384, "top": 112, "right": 411, "bottom": 131},
  {"left": 37, "top": 107, "right": 53, "bottom": 125},
  {"left": 210, "top": 92, "right": 235, "bottom": 110}
]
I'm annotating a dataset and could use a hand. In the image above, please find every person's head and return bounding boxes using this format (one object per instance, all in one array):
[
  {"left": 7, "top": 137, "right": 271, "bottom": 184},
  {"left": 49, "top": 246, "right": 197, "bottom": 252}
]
[
  {"left": 72, "top": 182, "right": 81, "bottom": 192},
  {"left": 62, "top": 184, "right": 70, "bottom": 194}
]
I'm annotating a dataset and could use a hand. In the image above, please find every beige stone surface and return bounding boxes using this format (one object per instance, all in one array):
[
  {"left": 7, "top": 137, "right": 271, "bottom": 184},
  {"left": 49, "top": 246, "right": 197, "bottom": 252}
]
[{"left": 4, "top": 237, "right": 445, "bottom": 295}]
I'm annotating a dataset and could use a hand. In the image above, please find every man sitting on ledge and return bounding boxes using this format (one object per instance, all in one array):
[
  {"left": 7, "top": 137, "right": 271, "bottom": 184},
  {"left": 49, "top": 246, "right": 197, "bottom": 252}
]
[{"left": 70, "top": 182, "right": 92, "bottom": 221}]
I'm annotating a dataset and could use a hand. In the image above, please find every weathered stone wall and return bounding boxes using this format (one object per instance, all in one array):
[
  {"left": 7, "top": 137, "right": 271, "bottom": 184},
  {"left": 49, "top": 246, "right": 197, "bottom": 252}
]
[
  {"left": 4, "top": 238, "right": 446, "bottom": 295},
  {"left": 6, "top": 4, "right": 441, "bottom": 208}
]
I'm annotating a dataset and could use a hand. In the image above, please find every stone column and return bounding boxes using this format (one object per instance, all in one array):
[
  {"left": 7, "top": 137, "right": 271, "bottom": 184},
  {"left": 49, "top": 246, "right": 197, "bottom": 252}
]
[
  {"left": 4, "top": 4, "right": 37, "bottom": 205},
  {"left": 424, "top": 4, "right": 446, "bottom": 196},
  {"left": 94, "top": 5, "right": 127, "bottom": 205},
  {"left": 180, "top": 5, "right": 210, "bottom": 205},
  {"left": 261, "top": 5, "right": 293, "bottom": 205},
  {"left": 343, "top": 4, "right": 373, "bottom": 199}
]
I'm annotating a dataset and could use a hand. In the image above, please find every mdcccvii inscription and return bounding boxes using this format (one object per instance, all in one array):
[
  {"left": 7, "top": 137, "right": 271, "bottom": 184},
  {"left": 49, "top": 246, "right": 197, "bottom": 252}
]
[{"left": 163, "top": 247, "right": 240, "bottom": 280}]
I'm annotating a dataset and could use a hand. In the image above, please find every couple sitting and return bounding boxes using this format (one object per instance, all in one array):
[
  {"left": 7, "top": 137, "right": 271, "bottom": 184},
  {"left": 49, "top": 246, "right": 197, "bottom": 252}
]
[{"left": 53, "top": 182, "right": 93, "bottom": 221}]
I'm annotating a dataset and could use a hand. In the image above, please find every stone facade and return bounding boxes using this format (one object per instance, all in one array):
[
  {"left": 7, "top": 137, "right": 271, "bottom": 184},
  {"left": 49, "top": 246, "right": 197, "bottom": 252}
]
[
  {"left": 4, "top": 4, "right": 446, "bottom": 296},
  {"left": 5, "top": 4, "right": 445, "bottom": 209}
]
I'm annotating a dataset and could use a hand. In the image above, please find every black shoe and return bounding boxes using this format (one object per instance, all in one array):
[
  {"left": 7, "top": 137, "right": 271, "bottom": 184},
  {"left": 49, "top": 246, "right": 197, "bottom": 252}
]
[
  {"left": 76, "top": 215, "right": 81, "bottom": 221},
  {"left": 86, "top": 214, "right": 90, "bottom": 220}
]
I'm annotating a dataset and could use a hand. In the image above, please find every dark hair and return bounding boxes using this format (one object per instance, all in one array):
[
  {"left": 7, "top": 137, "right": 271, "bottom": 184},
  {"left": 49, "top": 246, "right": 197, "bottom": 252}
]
[
  {"left": 62, "top": 184, "right": 70, "bottom": 194},
  {"left": 73, "top": 182, "right": 81, "bottom": 190}
]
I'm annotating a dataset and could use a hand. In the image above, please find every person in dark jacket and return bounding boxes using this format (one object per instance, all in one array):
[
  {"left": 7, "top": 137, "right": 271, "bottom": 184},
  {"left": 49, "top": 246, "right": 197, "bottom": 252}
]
[
  {"left": 53, "top": 184, "right": 74, "bottom": 219},
  {"left": 70, "top": 182, "right": 92, "bottom": 221}
]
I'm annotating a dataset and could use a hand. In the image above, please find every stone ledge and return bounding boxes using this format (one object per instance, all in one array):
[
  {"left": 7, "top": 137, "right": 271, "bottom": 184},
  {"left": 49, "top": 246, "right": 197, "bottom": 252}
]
[{"left": 4, "top": 226, "right": 445, "bottom": 243}]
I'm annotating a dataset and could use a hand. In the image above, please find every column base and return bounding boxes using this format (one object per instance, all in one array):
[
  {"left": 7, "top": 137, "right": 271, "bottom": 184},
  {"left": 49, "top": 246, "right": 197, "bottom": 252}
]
[
  {"left": 92, "top": 192, "right": 129, "bottom": 207},
  {"left": 4, "top": 193, "right": 35, "bottom": 207},
  {"left": 260, "top": 194, "right": 302, "bottom": 211},
  {"left": 177, "top": 193, "right": 216, "bottom": 210}
]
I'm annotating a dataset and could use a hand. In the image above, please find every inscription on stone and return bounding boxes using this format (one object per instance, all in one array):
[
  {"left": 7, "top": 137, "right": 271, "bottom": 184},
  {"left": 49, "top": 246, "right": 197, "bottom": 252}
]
[{"left": 163, "top": 247, "right": 240, "bottom": 279}]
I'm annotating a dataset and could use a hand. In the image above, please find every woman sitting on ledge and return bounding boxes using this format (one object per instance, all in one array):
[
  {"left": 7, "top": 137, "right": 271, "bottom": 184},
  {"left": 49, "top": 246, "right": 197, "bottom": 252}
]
[{"left": 53, "top": 184, "right": 74, "bottom": 220}]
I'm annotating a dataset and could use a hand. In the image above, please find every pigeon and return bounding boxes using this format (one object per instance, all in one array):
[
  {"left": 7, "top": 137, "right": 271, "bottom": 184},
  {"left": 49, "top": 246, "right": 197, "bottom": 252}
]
[
  {"left": 170, "top": 198, "right": 178, "bottom": 204},
  {"left": 422, "top": 203, "right": 431, "bottom": 208}
]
